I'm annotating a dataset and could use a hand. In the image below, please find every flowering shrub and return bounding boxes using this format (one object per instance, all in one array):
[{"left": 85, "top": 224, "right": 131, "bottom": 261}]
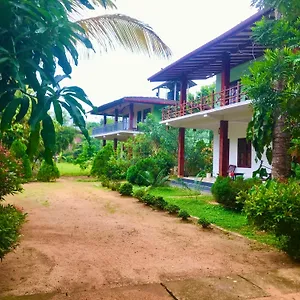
[
  {"left": 0, "top": 204, "right": 26, "bottom": 260},
  {"left": 0, "top": 144, "right": 23, "bottom": 201}
]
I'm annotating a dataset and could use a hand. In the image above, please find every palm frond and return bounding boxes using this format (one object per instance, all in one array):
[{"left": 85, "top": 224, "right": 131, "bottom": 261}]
[{"left": 78, "top": 14, "right": 172, "bottom": 58}]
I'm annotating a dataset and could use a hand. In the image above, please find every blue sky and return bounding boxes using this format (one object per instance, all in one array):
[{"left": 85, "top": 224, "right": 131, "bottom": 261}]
[{"left": 65, "top": 0, "right": 257, "bottom": 119}]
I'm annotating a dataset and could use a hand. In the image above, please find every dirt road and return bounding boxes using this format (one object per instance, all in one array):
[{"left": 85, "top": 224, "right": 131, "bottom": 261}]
[{"left": 0, "top": 178, "right": 296, "bottom": 299}]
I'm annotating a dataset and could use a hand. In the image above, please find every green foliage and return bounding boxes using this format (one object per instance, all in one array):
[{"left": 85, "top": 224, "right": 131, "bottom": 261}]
[
  {"left": 244, "top": 180, "right": 300, "bottom": 260},
  {"left": 91, "top": 144, "right": 114, "bottom": 178},
  {"left": 37, "top": 161, "right": 60, "bottom": 182},
  {"left": 0, "top": 204, "right": 26, "bottom": 260},
  {"left": 0, "top": 1, "right": 98, "bottom": 164},
  {"left": 132, "top": 187, "right": 148, "bottom": 201},
  {"left": 0, "top": 144, "right": 23, "bottom": 200},
  {"left": 198, "top": 217, "right": 211, "bottom": 229},
  {"left": 188, "top": 83, "right": 216, "bottom": 101},
  {"left": 126, "top": 151, "right": 173, "bottom": 186},
  {"left": 149, "top": 186, "right": 278, "bottom": 246},
  {"left": 55, "top": 126, "right": 76, "bottom": 155},
  {"left": 10, "top": 140, "right": 32, "bottom": 180},
  {"left": 74, "top": 139, "right": 101, "bottom": 170},
  {"left": 211, "top": 176, "right": 261, "bottom": 211},
  {"left": 125, "top": 114, "right": 213, "bottom": 178},
  {"left": 110, "top": 181, "right": 121, "bottom": 191},
  {"left": 106, "top": 156, "right": 129, "bottom": 180},
  {"left": 141, "top": 194, "right": 156, "bottom": 206},
  {"left": 154, "top": 196, "right": 168, "bottom": 210},
  {"left": 101, "top": 177, "right": 110, "bottom": 188},
  {"left": 185, "top": 139, "right": 213, "bottom": 176},
  {"left": 139, "top": 169, "right": 169, "bottom": 187},
  {"left": 178, "top": 210, "right": 190, "bottom": 220},
  {"left": 242, "top": 3, "right": 300, "bottom": 179},
  {"left": 166, "top": 204, "right": 180, "bottom": 214},
  {"left": 119, "top": 182, "right": 133, "bottom": 196}
]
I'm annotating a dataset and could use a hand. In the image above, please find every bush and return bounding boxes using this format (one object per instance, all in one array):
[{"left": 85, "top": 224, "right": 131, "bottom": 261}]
[
  {"left": 0, "top": 144, "right": 23, "bottom": 200},
  {"left": 126, "top": 151, "right": 173, "bottom": 187},
  {"left": 178, "top": 210, "right": 190, "bottom": 220},
  {"left": 141, "top": 194, "right": 156, "bottom": 206},
  {"left": 166, "top": 204, "right": 180, "bottom": 214},
  {"left": 10, "top": 140, "right": 32, "bottom": 181},
  {"left": 133, "top": 187, "right": 147, "bottom": 201},
  {"left": 101, "top": 177, "right": 110, "bottom": 188},
  {"left": 91, "top": 144, "right": 114, "bottom": 178},
  {"left": 110, "top": 181, "right": 121, "bottom": 191},
  {"left": 211, "top": 176, "right": 261, "bottom": 211},
  {"left": 198, "top": 217, "right": 211, "bottom": 229},
  {"left": 244, "top": 180, "right": 300, "bottom": 260},
  {"left": 106, "top": 157, "right": 129, "bottom": 180},
  {"left": 154, "top": 196, "right": 168, "bottom": 210},
  {"left": 0, "top": 204, "right": 26, "bottom": 260},
  {"left": 37, "top": 162, "right": 60, "bottom": 182},
  {"left": 119, "top": 182, "right": 133, "bottom": 196}
]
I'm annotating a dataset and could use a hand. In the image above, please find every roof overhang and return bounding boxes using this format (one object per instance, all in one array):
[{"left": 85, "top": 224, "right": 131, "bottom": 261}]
[
  {"left": 161, "top": 101, "right": 253, "bottom": 130},
  {"left": 91, "top": 97, "right": 178, "bottom": 116},
  {"left": 152, "top": 80, "right": 197, "bottom": 91},
  {"left": 92, "top": 130, "right": 142, "bottom": 141},
  {"left": 148, "top": 9, "right": 274, "bottom": 82}
]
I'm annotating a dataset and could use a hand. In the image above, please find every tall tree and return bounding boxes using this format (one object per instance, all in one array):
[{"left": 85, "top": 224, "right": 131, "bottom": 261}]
[
  {"left": 243, "top": 1, "right": 300, "bottom": 180},
  {"left": 0, "top": 0, "right": 171, "bottom": 163}
]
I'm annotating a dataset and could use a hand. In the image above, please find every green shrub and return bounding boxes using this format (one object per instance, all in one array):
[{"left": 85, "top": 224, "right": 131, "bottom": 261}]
[
  {"left": 198, "top": 217, "right": 211, "bottom": 228},
  {"left": 126, "top": 151, "right": 173, "bottom": 187},
  {"left": 101, "top": 177, "right": 110, "bottom": 188},
  {"left": 178, "top": 210, "right": 190, "bottom": 220},
  {"left": 106, "top": 157, "right": 129, "bottom": 180},
  {"left": 166, "top": 204, "right": 180, "bottom": 214},
  {"left": 91, "top": 144, "right": 114, "bottom": 178},
  {"left": 10, "top": 140, "right": 32, "bottom": 181},
  {"left": 154, "top": 196, "right": 168, "bottom": 210},
  {"left": 0, "top": 144, "right": 23, "bottom": 200},
  {"left": 141, "top": 194, "right": 156, "bottom": 206},
  {"left": 133, "top": 187, "right": 147, "bottom": 201},
  {"left": 211, "top": 176, "right": 261, "bottom": 211},
  {"left": 0, "top": 204, "right": 26, "bottom": 260},
  {"left": 244, "top": 180, "right": 300, "bottom": 260},
  {"left": 37, "top": 162, "right": 60, "bottom": 182},
  {"left": 110, "top": 181, "right": 121, "bottom": 191},
  {"left": 119, "top": 182, "right": 133, "bottom": 196}
]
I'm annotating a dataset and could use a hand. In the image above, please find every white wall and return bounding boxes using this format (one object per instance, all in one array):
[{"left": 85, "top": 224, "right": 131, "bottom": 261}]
[{"left": 212, "top": 122, "right": 271, "bottom": 178}]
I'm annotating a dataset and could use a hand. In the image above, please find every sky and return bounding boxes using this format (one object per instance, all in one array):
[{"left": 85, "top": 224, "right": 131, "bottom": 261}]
[{"left": 65, "top": 0, "right": 258, "bottom": 120}]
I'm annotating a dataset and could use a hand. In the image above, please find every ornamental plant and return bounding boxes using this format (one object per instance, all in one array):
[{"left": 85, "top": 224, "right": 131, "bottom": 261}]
[
  {"left": 0, "top": 144, "right": 23, "bottom": 201},
  {"left": 244, "top": 179, "right": 300, "bottom": 260},
  {"left": 37, "top": 161, "right": 60, "bottom": 182}
]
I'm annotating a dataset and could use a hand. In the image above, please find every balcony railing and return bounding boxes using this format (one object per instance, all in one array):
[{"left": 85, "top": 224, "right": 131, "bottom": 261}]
[
  {"left": 162, "top": 83, "right": 247, "bottom": 121},
  {"left": 92, "top": 121, "right": 138, "bottom": 136}
]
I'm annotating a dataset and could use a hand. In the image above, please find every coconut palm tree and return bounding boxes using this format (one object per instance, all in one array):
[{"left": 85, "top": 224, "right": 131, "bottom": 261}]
[{"left": 69, "top": 0, "right": 171, "bottom": 57}]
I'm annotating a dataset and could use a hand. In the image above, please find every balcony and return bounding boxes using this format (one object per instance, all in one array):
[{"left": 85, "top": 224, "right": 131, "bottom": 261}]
[
  {"left": 162, "top": 83, "right": 247, "bottom": 121},
  {"left": 92, "top": 121, "right": 141, "bottom": 141}
]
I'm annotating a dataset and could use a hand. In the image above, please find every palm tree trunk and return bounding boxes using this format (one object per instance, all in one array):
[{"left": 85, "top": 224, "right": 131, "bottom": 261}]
[{"left": 272, "top": 112, "right": 291, "bottom": 180}]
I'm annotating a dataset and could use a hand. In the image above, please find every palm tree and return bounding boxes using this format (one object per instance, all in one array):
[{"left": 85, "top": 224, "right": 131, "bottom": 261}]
[{"left": 71, "top": 0, "right": 171, "bottom": 57}]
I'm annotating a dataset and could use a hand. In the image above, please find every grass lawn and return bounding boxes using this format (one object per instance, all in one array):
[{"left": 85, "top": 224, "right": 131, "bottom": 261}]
[
  {"left": 57, "top": 162, "right": 91, "bottom": 177},
  {"left": 149, "top": 186, "right": 279, "bottom": 247}
]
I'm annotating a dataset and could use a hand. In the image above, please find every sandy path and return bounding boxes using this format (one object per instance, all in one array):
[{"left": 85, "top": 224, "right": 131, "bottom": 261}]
[{"left": 0, "top": 178, "right": 293, "bottom": 297}]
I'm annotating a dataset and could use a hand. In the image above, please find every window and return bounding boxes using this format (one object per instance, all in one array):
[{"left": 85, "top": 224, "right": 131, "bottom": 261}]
[
  {"left": 237, "top": 138, "right": 251, "bottom": 168},
  {"left": 143, "top": 108, "right": 151, "bottom": 121},
  {"left": 137, "top": 111, "right": 142, "bottom": 124}
]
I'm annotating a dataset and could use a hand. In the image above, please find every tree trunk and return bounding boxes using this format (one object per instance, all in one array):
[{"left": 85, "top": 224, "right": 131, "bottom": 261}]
[{"left": 272, "top": 112, "right": 291, "bottom": 180}]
